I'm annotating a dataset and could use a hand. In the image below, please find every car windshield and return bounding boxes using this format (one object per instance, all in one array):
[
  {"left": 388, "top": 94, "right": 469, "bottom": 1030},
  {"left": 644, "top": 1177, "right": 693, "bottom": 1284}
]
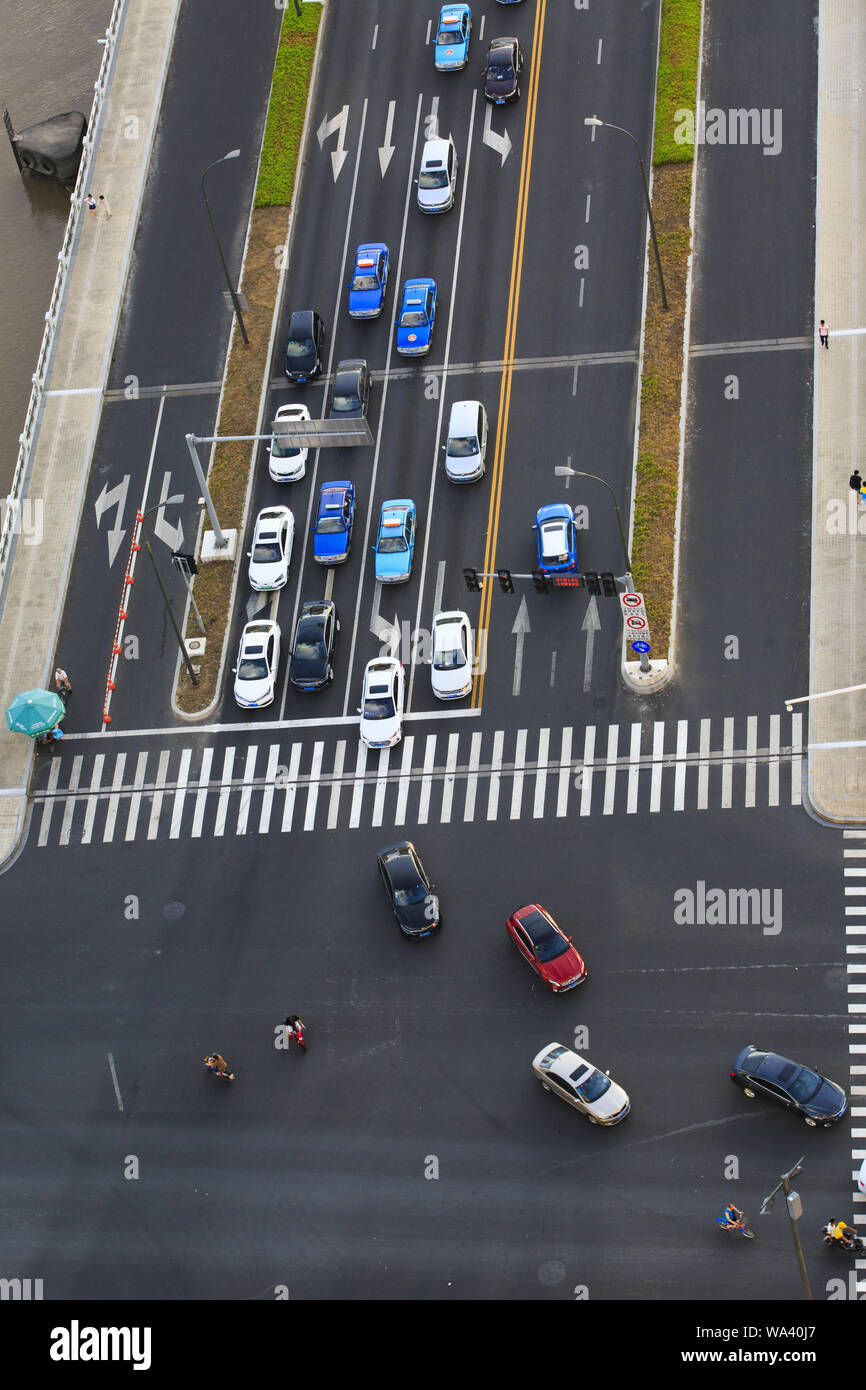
[
  {"left": 448, "top": 435, "right": 477, "bottom": 457},
  {"left": 434, "top": 643, "right": 465, "bottom": 671},
  {"left": 363, "top": 696, "right": 396, "bottom": 721},
  {"left": 783, "top": 1066, "right": 823, "bottom": 1104},
  {"left": 317, "top": 515, "right": 346, "bottom": 535},
  {"left": 352, "top": 273, "right": 379, "bottom": 291},
  {"left": 490, "top": 59, "right": 514, "bottom": 79},
  {"left": 377, "top": 535, "right": 407, "bottom": 554},
  {"left": 524, "top": 913, "right": 568, "bottom": 962},
  {"left": 286, "top": 338, "right": 314, "bottom": 359},
  {"left": 437, "top": 26, "right": 459, "bottom": 44},
  {"left": 401, "top": 309, "right": 427, "bottom": 327},
  {"left": 574, "top": 1069, "right": 610, "bottom": 1104},
  {"left": 420, "top": 168, "right": 449, "bottom": 189},
  {"left": 271, "top": 436, "right": 301, "bottom": 459},
  {"left": 253, "top": 539, "right": 283, "bottom": 563},
  {"left": 238, "top": 656, "right": 268, "bottom": 682}
]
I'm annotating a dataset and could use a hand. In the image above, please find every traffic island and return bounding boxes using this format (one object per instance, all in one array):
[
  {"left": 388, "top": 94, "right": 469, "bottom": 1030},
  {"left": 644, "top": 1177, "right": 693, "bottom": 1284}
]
[
  {"left": 622, "top": 0, "right": 701, "bottom": 693},
  {"left": 174, "top": 3, "right": 322, "bottom": 716}
]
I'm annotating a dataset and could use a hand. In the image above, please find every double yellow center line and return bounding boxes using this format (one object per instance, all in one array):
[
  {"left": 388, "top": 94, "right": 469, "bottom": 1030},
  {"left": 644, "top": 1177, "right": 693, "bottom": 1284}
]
[{"left": 472, "top": 0, "right": 547, "bottom": 709}]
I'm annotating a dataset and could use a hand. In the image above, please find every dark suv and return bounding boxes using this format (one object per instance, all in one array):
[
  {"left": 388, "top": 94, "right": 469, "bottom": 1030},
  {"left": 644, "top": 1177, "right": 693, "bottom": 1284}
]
[
  {"left": 285, "top": 309, "right": 325, "bottom": 382},
  {"left": 289, "top": 600, "right": 339, "bottom": 691}
]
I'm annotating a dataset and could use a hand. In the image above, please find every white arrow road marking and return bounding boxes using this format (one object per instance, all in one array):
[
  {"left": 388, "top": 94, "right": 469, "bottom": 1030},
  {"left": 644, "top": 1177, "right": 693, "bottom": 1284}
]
[
  {"left": 369, "top": 581, "right": 399, "bottom": 654},
  {"left": 482, "top": 101, "right": 512, "bottom": 166},
  {"left": 511, "top": 594, "right": 530, "bottom": 696},
  {"left": 317, "top": 106, "right": 350, "bottom": 181},
  {"left": 94, "top": 474, "right": 130, "bottom": 567},
  {"left": 432, "top": 559, "right": 446, "bottom": 619},
  {"left": 152, "top": 472, "right": 184, "bottom": 550},
  {"left": 378, "top": 101, "right": 396, "bottom": 177},
  {"left": 582, "top": 596, "right": 601, "bottom": 693}
]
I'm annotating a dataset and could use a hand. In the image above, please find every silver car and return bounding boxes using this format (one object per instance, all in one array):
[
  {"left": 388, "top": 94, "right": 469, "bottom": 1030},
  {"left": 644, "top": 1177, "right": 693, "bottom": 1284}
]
[
  {"left": 416, "top": 136, "right": 458, "bottom": 213},
  {"left": 531, "top": 1043, "right": 630, "bottom": 1125}
]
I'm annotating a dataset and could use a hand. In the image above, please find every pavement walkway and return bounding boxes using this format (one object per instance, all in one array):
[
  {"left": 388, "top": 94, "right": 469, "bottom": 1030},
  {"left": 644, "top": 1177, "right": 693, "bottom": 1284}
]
[
  {"left": 0, "top": 0, "right": 181, "bottom": 867},
  {"left": 809, "top": 0, "right": 866, "bottom": 822}
]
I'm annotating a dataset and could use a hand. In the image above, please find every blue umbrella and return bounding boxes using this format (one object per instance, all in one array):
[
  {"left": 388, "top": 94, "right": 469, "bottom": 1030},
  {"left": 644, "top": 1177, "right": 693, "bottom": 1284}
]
[{"left": 5, "top": 688, "right": 66, "bottom": 737}]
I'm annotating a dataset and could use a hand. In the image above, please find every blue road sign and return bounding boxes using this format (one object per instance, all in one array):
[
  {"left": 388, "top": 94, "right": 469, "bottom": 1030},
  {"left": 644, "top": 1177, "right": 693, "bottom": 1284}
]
[{"left": 632, "top": 640, "right": 651, "bottom": 654}]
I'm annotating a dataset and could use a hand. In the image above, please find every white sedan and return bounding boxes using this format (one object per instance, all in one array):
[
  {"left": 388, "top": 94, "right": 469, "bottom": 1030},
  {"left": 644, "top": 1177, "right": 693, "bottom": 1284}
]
[
  {"left": 358, "top": 657, "right": 405, "bottom": 749},
  {"left": 232, "top": 619, "right": 281, "bottom": 709},
  {"left": 430, "top": 610, "right": 473, "bottom": 700},
  {"left": 247, "top": 505, "right": 294, "bottom": 591},
  {"left": 268, "top": 403, "right": 310, "bottom": 481},
  {"left": 531, "top": 1043, "right": 630, "bottom": 1125}
]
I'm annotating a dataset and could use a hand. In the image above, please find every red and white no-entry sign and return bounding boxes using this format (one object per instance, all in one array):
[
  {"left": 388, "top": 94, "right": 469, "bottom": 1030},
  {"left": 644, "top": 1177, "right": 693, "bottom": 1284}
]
[{"left": 620, "top": 591, "right": 651, "bottom": 641}]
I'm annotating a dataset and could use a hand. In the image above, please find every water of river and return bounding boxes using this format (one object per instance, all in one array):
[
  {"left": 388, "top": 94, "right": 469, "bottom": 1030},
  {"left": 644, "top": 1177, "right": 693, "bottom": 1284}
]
[{"left": 0, "top": 0, "right": 115, "bottom": 493}]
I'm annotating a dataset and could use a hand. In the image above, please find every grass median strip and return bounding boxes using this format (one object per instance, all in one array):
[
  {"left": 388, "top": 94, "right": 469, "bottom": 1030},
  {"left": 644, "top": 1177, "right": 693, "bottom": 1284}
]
[
  {"left": 176, "top": 3, "right": 321, "bottom": 714},
  {"left": 629, "top": 0, "right": 701, "bottom": 664}
]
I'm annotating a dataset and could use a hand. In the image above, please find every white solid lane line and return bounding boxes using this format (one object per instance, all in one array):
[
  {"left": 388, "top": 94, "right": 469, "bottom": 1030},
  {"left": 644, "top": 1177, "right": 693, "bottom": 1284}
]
[
  {"left": 464, "top": 729, "right": 482, "bottom": 821},
  {"left": 418, "top": 733, "right": 437, "bottom": 824},
  {"left": 603, "top": 724, "right": 618, "bottom": 816},
  {"left": 214, "top": 747, "right": 235, "bottom": 837},
  {"left": 697, "top": 718, "right": 710, "bottom": 811},
  {"left": 258, "top": 744, "right": 280, "bottom": 834},
  {"left": 486, "top": 729, "right": 504, "bottom": 821},
  {"left": 441, "top": 731, "right": 459, "bottom": 822},
  {"left": 147, "top": 749, "right": 170, "bottom": 840},
  {"left": 510, "top": 728, "right": 527, "bottom": 820},
  {"left": 534, "top": 727, "right": 549, "bottom": 818},
  {"left": 170, "top": 748, "right": 191, "bottom": 838},
  {"left": 349, "top": 741, "right": 368, "bottom": 828},
  {"left": 408, "top": 88, "right": 479, "bottom": 712},
  {"left": 673, "top": 720, "right": 687, "bottom": 812},
  {"left": 236, "top": 744, "right": 259, "bottom": 835},
  {"left": 395, "top": 734, "right": 415, "bottom": 825},
  {"left": 125, "top": 751, "right": 148, "bottom": 843},
  {"left": 580, "top": 726, "right": 595, "bottom": 817},
  {"left": 556, "top": 727, "right": 572, "bottom": 817},
  {"left": 327, "top": 740, "right": 346, "bottom": 830},
  {"left": 343, "top": 92, "right": 426, "bottom": 716},
  {"left": 81, "top": 754, "right": 105, "bottom": 845},
  {"left": 650, "top": 722, "right": 664, "bottom": 813},
  {"left": 102, "top": 751, "right": 126, "bottom": 843},
  {"left": 191, "top": 747, "right": 213, "bottom": 838},
  {"left": 721, "top": 716, "right": 734, "bottom": 810},
  {"left": 281, "top": 743, "right": 302, "bottom": 832},
  {"left": 626, "top": 723, "right": 641, "bottom": 814},
  {"left": 304, "top": 741, "right": 324, "bottom": 830},
  {"left": 372, "top": 747, "right": 390, "bottom": 828}
]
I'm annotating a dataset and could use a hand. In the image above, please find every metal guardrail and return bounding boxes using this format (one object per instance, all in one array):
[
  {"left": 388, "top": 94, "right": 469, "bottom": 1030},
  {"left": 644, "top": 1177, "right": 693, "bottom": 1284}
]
[{"left": 0, "top": 0, "right": 127, "bottom": 604}]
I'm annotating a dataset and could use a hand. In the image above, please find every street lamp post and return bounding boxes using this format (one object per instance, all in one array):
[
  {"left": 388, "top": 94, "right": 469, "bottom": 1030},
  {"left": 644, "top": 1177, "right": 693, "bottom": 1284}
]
[
  {"left": 554, "top": 465, "right": 634, "bottom": 587},
  {"left": 136, "top": 497, "right": 199, "bottom": 687},
  {"left": 201, "top": 150, "right": 249, "bottom": 345},
  {"left": 760, "top": 1157, "right": 813, "bottom": 1301},
  {"left": 584, "top": 116, "right": 669, "bottom": 311}
]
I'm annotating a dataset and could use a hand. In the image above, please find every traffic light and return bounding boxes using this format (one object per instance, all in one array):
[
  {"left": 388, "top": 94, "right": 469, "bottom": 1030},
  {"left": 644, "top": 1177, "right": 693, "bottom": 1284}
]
[
  {"left": 601, "top": 572, "right": 617, "bottom": 597},
  {"left": 532, "top": 569, "right": 549, "bottom": 594},
  {"left": 463, "top": 567, "right": 483, "bottom": 593},
  {"left": 497, "top": 568, "right": 514, "bottom": 594},
  {"left": 583, "top": 571, "right": 601, "bottom": 595}
]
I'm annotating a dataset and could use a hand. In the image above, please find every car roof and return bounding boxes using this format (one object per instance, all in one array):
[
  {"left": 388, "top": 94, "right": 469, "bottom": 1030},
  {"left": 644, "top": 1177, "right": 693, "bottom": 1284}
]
[
  {"left": 288, "top": 309, "right": 315, "bottom": 333},
  {"left": 448, "top": 400, "right": 482, "bottom": 429},
  {"left": 421, "top": 137, "right": 451, "bottom": 163}
]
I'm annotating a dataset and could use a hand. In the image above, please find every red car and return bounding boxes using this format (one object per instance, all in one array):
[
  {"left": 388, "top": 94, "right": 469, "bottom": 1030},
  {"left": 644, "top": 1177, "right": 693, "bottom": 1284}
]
[{"left": 506, "top": 904, "right": 587, "bottom": 992}]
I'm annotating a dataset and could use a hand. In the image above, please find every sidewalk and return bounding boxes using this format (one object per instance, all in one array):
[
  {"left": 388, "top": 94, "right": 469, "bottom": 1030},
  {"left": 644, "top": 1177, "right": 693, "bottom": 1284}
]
[
  {"left": 809, "top": 0, "right": 866, "bottom": 822},
  {"left": 0, "top": 0, "right": 181, "bottom": 869}
]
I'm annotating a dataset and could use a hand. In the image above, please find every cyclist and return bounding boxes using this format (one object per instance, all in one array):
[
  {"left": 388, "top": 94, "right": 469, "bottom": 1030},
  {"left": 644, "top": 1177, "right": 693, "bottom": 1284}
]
[
  {"left": 54, "top": 668, "right": 71, "bottom": 700},
  {"left": 204, "top": 1053, "right": 234, "bottom": 1080},
  {"left": 284, "top": 1015, "right": 306, "bottom": 1050},
  {"left": 828, "top": 1218, "right": 856, "bottom": 1249},
  {"left": 720, "top": 1203, "right": 746, "bottom": 1231}
]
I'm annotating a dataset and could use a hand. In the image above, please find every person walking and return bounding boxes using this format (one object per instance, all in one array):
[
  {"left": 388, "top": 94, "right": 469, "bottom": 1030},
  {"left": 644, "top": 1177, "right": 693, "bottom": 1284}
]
[
  {"left": 818, "top": 319, "right": 829, "bottom": 349},
  {"left": 284, "top": 1015, "right": 307, "bottom": 1051},
  {"left": 204, "top": 1053, "right": 234, "bottom": 1080},
  {"left": 85, "top": 192, "right": 98, "bottom": 217},
  {"left": 98, "top": 194, "right": 112, "bottom": 219}
]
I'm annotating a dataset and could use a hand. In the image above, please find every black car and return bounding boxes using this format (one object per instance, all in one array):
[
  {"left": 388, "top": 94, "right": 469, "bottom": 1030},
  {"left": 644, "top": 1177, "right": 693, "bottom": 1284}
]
[
  {"left": 376, "top": 841, "right": 440, "bottom": 939},
  {"left": 288, "top": 600, "right": 339, "bottom": 691},
  {"left": 285, "top": 309, "right": 325, "bottom": 382},
  {"left": 731, "top": 1044, "right": 847, "bottom": 1127},
  {"left": 328, "top": 358, "right": 371, "bottom": 420},
  {"left": 484, "top": 37, "right": 522, "bottom": 104}
]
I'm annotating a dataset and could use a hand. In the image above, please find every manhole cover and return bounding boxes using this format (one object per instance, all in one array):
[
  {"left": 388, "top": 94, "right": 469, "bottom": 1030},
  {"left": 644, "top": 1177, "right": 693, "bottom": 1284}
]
[
  {"left": 538, "top": 1260, "right": 566, "bottom": 1285},
  {"left": 162, "top": 901, "right": 186, "bottom": 921}
]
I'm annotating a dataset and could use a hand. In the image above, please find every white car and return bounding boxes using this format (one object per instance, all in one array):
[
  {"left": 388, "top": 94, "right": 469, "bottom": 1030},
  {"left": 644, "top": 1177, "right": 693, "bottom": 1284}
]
[
  {"left": 858, "top": 1156, "right": 866, "bottom": 1194},
  {"left": 416, "top": 135, "right": 458, "bottom": 213},
  {"left": 443, "top": 400, "right": 487, "bottom": 482},
  {"left": 247, "top": 505, "right": 294, "bottom": 591},
  {"left": 431, "top": 610, "right": 474, "bottom": 700},
  {"left": 358, "top": 657, "right": 405, "bottom": 749},
  {"left": 531, "top": 1043, "right": 630, "bottom": 1125},
  {"left": 268, "top": 403, "right": 310, "bottom": 481},
  {"left": 233, "top": 619, "right": 281, "bottom": 709}
]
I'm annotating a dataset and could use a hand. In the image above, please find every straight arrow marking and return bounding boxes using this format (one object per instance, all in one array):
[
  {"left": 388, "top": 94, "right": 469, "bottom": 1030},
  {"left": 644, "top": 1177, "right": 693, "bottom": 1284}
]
[
  {"left": 511, "top": 594, "right": 530, "bottom": 696},
  {"left": 378, "top": 101, "right": 396, "bottom": 177},
  {"left": 582, "top": 595, "right": 600, "bottom": 693}
]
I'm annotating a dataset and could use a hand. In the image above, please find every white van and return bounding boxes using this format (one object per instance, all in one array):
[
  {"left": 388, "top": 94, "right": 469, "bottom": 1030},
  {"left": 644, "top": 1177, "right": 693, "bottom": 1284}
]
[{"left": 443, "top": 400, "right": 488, "bottom": 482}]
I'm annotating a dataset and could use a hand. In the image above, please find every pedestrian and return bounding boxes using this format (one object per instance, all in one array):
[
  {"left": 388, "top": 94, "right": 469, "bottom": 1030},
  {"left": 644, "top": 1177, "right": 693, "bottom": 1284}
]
[
  {"left": 850, "top": 470, "right": 863, "bottom": 493},
  {"left": 284, "top": 1015, "right": 306, "bottom": 1051},
  {"left": 98, "top": 194, "right": 112, "bottom": 219},
  {"left": 85, "top": 192, "right": 97, "bottom": 217},
  {"left": 818, "top": 319, "right": 829, "bottom": 349}
]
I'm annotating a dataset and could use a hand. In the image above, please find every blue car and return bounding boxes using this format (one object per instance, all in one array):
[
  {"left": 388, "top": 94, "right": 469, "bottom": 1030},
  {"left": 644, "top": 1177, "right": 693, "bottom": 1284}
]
[
  {"left": 374, "top": 499, "right": 416, "bottom": 583},
  {"left": 313, "top": 481, "right": 355, "bottom": 565},
  {"left": 533, "top": 503, "right": 578, "bottom": 575},
  {"left": 434, "top": 4, "right": 471, "bottom": 71},
  {"left": 347, "top": 242, "right": 389, "bottom": 319},
  {"left": 396, "top": 278, "right": 437, "bottom": 356}
]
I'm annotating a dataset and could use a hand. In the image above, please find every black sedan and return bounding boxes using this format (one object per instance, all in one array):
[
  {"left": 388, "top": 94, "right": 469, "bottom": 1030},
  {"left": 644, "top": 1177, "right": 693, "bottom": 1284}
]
[
  {"left": 288, "top": 600, "right": 339, "bottom": 691},
  {"left": 731, "top": 1044, "right": 847, "bottom": 1127},
  {"left": 328, "top": 358, "right": 371, "bottom": 420},
  {"left": 484, "top": 37, "right": 522, "bottom": 104},
  {"left": 376, "top": 841, "right": 440, "bottom": 939},
  {"left": 285, "top": 308, "right": 325, "bottom": 382}
]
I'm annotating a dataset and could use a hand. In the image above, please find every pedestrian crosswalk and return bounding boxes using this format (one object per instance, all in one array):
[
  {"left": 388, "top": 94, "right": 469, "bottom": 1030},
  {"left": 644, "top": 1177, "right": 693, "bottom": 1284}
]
[
  {"left": 30, "top": 711, "right": 805, "bottom": 848},
  {"left": 843, "top": 830, "right": 866, "bottom": 1290}
]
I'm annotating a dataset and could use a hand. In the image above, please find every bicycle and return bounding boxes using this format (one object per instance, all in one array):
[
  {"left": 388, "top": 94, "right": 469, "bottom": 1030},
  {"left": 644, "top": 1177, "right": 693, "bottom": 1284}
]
[
  {"left": 284, "top": 1016, "right": 307, "bottom": 1052},
  {"left": 204, "top": 1054, "right": 235, "bottom": 1081},
  {"left": 715, "top": 1215, "right": 755, "bottom": 1240}
]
